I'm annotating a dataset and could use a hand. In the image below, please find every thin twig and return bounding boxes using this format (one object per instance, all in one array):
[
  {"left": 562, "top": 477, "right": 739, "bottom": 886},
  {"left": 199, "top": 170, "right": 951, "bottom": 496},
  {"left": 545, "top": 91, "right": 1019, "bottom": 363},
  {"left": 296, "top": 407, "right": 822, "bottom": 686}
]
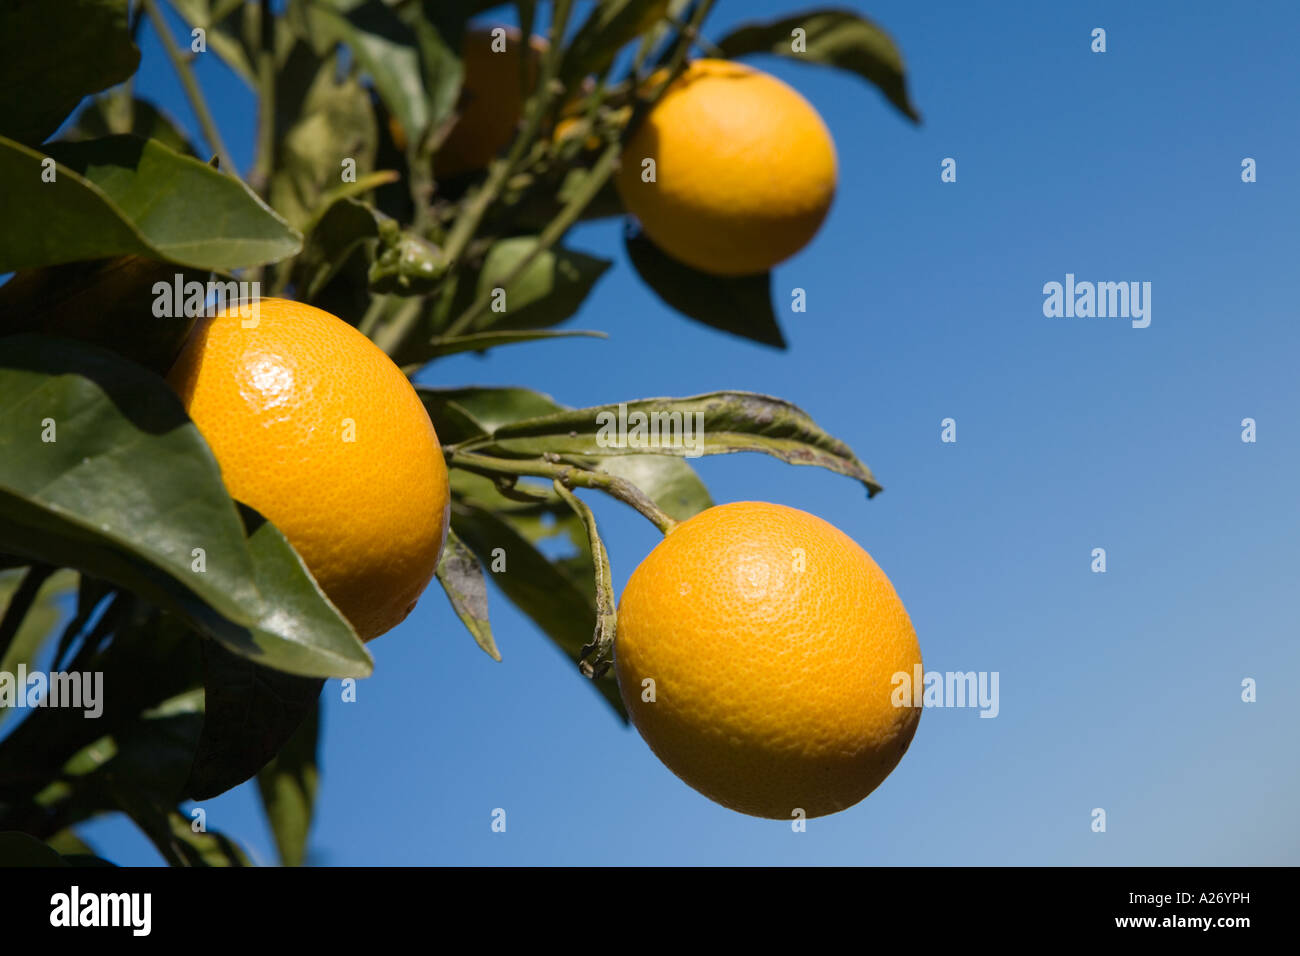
[
  {"left": 438, "top": 0, "right": 576, "bottom": 268},
  {"left": 142, "top": 0, "right": 235, "bottom": 174},
  {"left": 442, "top": 139, "right": 619, "bottom": 338},
  {"left": 249, "top": 0, "right": 276, "bottom": 195},
  {"left": 448, "top": 450, "right": 678, "bottom": 536}
]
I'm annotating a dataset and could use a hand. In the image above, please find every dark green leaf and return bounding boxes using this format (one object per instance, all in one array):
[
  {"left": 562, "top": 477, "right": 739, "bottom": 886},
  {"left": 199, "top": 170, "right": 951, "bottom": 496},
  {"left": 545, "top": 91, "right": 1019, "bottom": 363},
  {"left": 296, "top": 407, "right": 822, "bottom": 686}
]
[
  {"left": 0, "top": 604, "right": 204, "bottom": 818},
  {"left": 435, "top": 527, "right": 501, "bottom": 661},
  {"left": 50, "top": 574, "right": 111, "bottom": 670},
  {"left": 419, "top": 385, "right": 566, "bottom": 440},
  {"left": 256, "top": 700, "right": 320, "bottom": 867},
  {"left": 0, "top": 336, "right": 373, "bottom": 678},
  {"left": 304, "top": 0, "right": 433, "bottom": 144},
  {"left": 63, "top": 91, "right": 195, "bottom": 156},
  {"left": 295, "top": 197, "right": 384, "bottom": 301},
  {"left": 44, "top": 828, "right": 99, "bottom": 859},
  {"left": 0, "top": 134, "right": 301, "bottom": 273},
  {"left": 114, "top": 788, "right": 251, "bottom": 866},
  {"left": 625, "top": 224, "right": 784, "bottom": 348},
  {"left": 0, "top": 0, "right": 140, "bottom": 145},
  {"left": 187, "top": 639, "right": 324, "bottom": 801},
  {"left": 407, "top": 1, "right": 471, "bottom": 133},
  {"left": 416, "top": 328, "right": 606, "bottom": 362},
  {"left": 0, "top": 569, "right": 69, "bottom": 718},
  {"left": 561, "top": 0, "right": 670, "bottom": 84},
  {"left": 715, "top": 8, "right": 921, "bottom": 123},
  {"left": 0, "top": 831, "right": 69, "bottom": 866}
]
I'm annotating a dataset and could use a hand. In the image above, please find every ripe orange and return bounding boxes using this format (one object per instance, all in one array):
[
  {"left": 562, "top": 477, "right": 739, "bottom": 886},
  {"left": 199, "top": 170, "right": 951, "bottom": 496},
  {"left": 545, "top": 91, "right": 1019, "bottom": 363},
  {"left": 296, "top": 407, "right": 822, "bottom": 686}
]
[
  {"left": 615, "top": 501, "right": 921, "bottom": 818},
  {"left": 437, "top": 27, "right": 546, "bottom": 177},
  {"left": 615, "top": 59, "right": 838, "bottom": 276},
  {"left": 166, "top": 298, "right": 450, "bottom": 641}
]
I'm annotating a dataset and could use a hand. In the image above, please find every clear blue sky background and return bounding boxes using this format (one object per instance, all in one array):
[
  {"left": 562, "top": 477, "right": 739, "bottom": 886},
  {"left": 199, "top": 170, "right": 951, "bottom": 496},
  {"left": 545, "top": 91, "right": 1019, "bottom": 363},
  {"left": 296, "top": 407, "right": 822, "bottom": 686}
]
[{"left": 62, "top": 0, "right": 1300, "bottom": 864}]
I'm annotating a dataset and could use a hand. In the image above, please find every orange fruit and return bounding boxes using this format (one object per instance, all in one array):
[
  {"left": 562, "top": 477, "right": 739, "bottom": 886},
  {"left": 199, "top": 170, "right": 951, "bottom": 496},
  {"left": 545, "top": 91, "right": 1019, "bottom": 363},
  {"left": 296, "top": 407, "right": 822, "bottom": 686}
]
[
  {"left": 615, "top": 501, "right": 921, "bottom": 818},
  {"left": 166, "top": 298, "right": 450, "bottom": 641},
  {"left": 437, "top": 27, "right": 547, "bottom": 177},
  {"left": 615, "top": 59, "right": 837, "bottom": 276}
]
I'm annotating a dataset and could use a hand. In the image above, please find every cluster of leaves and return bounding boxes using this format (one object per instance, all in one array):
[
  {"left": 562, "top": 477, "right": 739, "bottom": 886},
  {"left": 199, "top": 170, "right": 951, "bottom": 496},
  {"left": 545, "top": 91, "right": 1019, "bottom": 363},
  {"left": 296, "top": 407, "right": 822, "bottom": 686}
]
[{"left": 0, "top": 0, "right": 915, "bottom": 866}]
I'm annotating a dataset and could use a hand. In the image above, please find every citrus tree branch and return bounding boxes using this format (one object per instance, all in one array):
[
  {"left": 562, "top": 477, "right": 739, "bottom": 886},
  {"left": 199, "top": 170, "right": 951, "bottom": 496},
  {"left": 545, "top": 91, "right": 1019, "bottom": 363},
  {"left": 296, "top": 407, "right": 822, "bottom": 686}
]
[
  {"left": 447, "top": 450, "right": 678, "bottom": 536},
  {"left": 438, "top": 0, "right": 575, "bottom": 268},
  {"left": 249, "top": 0, "right": 276, "bottom": 194},
  {"left": 144, "top": 0, "right": 235, "bottom": 174},
  {"left": 442, "top": 139, "right": 619, "bottom": 338}
]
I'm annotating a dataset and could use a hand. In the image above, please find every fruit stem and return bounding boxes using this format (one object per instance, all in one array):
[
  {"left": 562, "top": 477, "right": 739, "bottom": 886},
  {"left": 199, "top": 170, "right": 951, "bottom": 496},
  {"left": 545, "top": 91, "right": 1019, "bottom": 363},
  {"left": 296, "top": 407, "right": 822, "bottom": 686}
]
[{"left": 448, "top": 451, "right": 678, "bottom": 536}]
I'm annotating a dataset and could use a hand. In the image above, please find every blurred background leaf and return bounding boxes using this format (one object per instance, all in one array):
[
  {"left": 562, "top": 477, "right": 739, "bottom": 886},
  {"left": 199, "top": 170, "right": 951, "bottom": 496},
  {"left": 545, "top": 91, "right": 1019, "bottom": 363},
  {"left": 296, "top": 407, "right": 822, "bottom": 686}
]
[
  {"left": 0, "top": 0, "right": 141, "bottom": 145},
  {"left": 256, "top": 699, "right": 320, "bottom": 867}
]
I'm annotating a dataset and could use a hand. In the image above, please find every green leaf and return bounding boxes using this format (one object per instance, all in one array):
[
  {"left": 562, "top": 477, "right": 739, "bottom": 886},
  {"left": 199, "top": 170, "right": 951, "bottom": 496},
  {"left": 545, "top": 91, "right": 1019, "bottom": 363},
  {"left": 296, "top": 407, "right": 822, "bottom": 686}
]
[
  {"left": 305, "top": 0, "right": 433, "bottom": 145},
  {"left": 424, "top": 385, "right": 713, "bottom": 520},
  {"left": 625, "top": 225, "right": 784, "bottom": 348},
  {"left": 593, "top": 454, "right": 712, "bottom": 522},
  {"left": 465, "top": 390, "right": 882, "bottom": 496},
  {"left": 0, "top": 831, "right": 70, "bottom": 866},
  {"left": 561, "top": 0, "right": 671, "bottom": 84},
  {"left": 0, "top": 569, "right": 76, "bottom": 728},
  {"left": 44, "top": 828, "right": 98, "bottom": 858},
  {"left": 0, "top": 830, "right": 115, "bottom": 866},
  {"left": 51, "top": 575, "right": 112, "bottom": 670},
  {"left": 405, "top": 0, "right": 471, "bottom": 134},
  {"left": 419, "top": 385, "right": 567, "bottom": 443},
  {"left": 435, "top": 527, "right": 501, "bottom": 661},
  {"left": 63, "top": 90, "right": 195, "bottom": 156},
  {"left": 450, "top": 502, "right": 626, "bottom": 718},
  {"left": 466, "top": 237, "right": 612, "bottom": 332},
  {"left": 0, "top": 336, "right": 373, "bottom": 679},
  {"left": 413, "top": 328, "right": 607, "bottom": 363},
  {"left": 256, "top": 700, "right": 320, "bottom": 867},
  {"left": 187, "top": 639, "right": 324, "bottom": 801},
  {"left": 0, "top": 604, "right": 205, "bottom": 815},
  {"left": 715, "top": 8, "right": 921, "bottom": 124},
  {"left": 235, "top": 503, "right": 376, "bottom": 678},
  {"left": 115, "top": 789, "right": 251, "bottom": 866},
  {"left": 268, "top": 55, "right": 378, "bottom": 231},
  {"left": 0, "top": 134, "right": 301, "bottom": 273},
  {"left": 294, "top": 197, "right": 384, "bottom": 301},
  {"left": 0, "top": 0, "right": 140, "bottom": 145}
]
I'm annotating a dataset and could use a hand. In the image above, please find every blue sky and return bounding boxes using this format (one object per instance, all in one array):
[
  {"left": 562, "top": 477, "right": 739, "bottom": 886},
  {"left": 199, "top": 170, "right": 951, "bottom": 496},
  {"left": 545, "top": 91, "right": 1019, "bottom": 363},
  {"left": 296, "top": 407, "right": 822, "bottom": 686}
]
[{"left": 62, "top": 0, "right": 1300, "bottom": 864}]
